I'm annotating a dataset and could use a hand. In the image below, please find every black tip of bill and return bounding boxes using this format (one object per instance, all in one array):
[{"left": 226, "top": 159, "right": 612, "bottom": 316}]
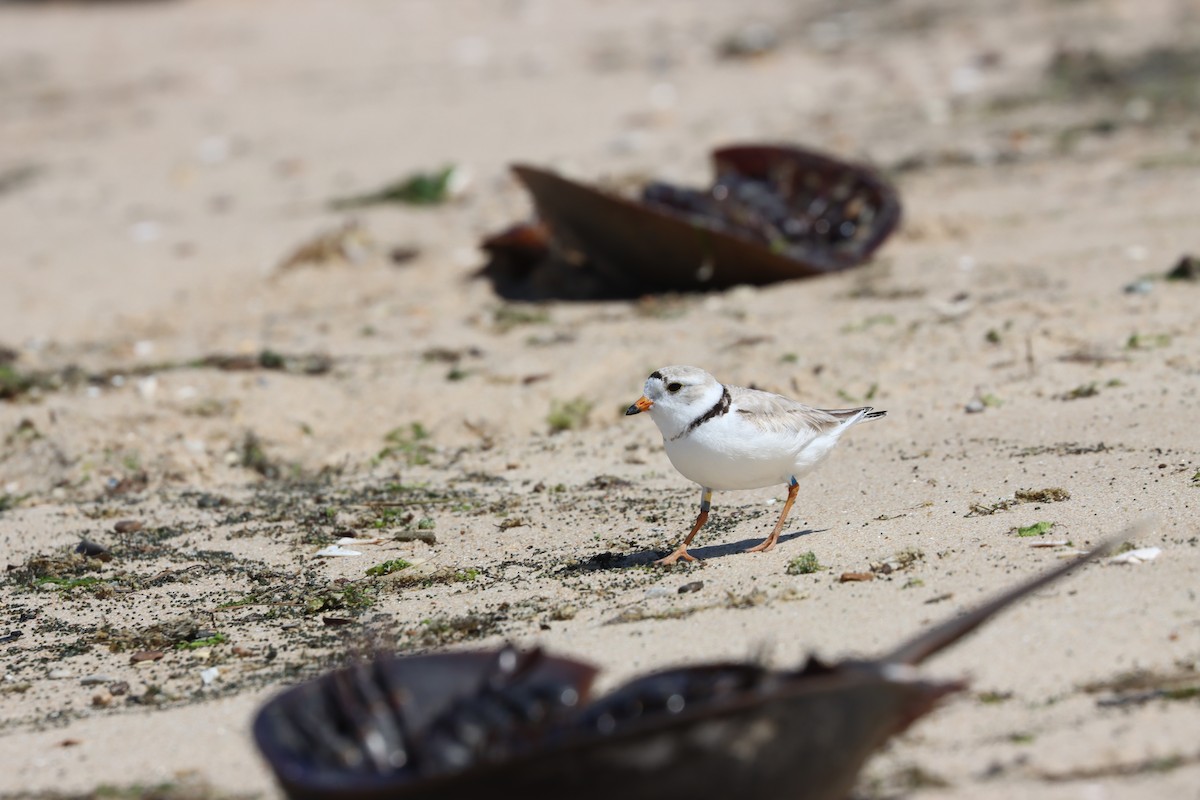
[{"left": 624, "top": 403, "right": 642, "bottom": 416}]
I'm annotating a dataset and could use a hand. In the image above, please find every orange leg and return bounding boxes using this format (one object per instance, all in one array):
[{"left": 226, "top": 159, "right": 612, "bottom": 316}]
[
  {"left": 655, "top": 488, "right": 712, "bottom": 566},
  {"left": 746, "top": 477, "right": 799, "bottom": 553}
]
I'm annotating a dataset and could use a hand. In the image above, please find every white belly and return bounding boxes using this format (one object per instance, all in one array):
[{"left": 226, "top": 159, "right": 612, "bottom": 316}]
[{"left": 662, "top": 422, "right": 841, "bottom": 491}]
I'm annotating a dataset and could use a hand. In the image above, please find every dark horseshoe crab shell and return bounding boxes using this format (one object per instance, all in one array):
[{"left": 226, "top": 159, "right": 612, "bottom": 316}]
[
  {"left": 502, "top": 143, "right": 901, "bottom": 294},
  {"left": 255, "top": 651, "right": 952, "bottom": 800},
  {"left": 253, "top": 536, "right": 1123, "bottom": 800}
]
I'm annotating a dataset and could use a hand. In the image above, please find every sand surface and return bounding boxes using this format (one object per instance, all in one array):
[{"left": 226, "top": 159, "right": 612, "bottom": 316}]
[{"left": 2, "top": 1, "right": 1199, "bottom": 798}]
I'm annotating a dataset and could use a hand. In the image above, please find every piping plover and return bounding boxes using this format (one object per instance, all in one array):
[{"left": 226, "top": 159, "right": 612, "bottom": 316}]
[{"left": 625, "top": 365, "right": 885, "bottom": 565}]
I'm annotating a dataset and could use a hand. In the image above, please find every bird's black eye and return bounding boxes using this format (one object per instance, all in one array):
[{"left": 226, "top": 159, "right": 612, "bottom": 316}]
[{"left": 667, "top": 382, "right": 682, "bottom": 393}]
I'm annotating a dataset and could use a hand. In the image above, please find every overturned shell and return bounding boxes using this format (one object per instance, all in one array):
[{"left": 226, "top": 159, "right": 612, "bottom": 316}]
[
  {"left": 256, "top": 650, "right": 950, "bottom": 800},
  {"left": 254, "top": 649, "right": 599, "bottom": 800},
  {"left": 254, "top": 536, "right": 1122, "bottom": 800},
  {"left": 507, "top": 143, "right": 901, "bottom": 293}
]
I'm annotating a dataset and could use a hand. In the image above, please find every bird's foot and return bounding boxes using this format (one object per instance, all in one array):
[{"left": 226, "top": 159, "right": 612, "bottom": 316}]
[
  {"left": 744, "top": 537, "right": 778, "bottom": 554},
  {"left": 654, "top": 548, "right": 697, "bottom": 566}
]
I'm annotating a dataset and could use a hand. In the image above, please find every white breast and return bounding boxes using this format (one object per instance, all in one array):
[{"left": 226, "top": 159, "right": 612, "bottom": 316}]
[{"left": 662, "top": 413, "right": 835, "bottom": 491}]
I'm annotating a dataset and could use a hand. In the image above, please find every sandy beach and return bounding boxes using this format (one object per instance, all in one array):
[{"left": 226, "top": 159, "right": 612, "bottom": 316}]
[{"left": 2, "top": 1, "right": 1198, "bottom": 797}]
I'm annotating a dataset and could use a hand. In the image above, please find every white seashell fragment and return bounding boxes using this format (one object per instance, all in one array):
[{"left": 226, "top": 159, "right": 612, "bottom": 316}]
[
  {"left": 1108, "top": 547, "right": 1161, "bottom": 565},
  {"left": 315, "top": 545, "right": 362, "bottom": 557}
]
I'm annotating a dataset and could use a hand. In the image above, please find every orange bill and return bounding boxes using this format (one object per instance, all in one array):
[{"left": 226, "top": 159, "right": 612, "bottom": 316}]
[{"left": 624, "top": 396, "right": 653, "bottom": 415}]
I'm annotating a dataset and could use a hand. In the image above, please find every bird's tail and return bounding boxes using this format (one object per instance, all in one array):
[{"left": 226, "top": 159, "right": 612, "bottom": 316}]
[{"left": 822, "top": 407, "right": 887, "bottom": 425}]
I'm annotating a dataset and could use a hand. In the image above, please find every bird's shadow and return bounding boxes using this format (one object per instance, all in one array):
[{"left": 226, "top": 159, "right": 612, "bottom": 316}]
[
  {"left": 684, "top": 529, "right": 819, "bottom": 563},
  {"left": 571, "top": 529, "right": 820, "bottom": 571}
]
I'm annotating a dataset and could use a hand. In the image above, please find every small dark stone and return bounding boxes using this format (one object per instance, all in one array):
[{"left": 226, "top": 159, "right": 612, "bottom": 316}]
[
  {"left": 75, "top": 539, "right": 113, "bottom": 561},
  {"left": 106, "top": 473, "right": 148, "bottom": 495},
  {"left": 113, "top": 519, "right": 143, "bottom": 533},
  {"left": 677, "top": 581, "right": 705, "bottom": 594},
  {"left": 718, "top": 22, "right": 780, "bottom": 60},
  {"left": 196, "top": 493, "right": 227, "bottom": 509},
  {"left": 390, "top": 245, "right": 421, "bottom": 265},
  {"left": 1166, "top": 254, "right": 1200, "bottom": 282}
]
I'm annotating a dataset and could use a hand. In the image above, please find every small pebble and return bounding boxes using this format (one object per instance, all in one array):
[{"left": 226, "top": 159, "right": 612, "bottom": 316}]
[
  {"left": 964, "top": 399, "right": 985, "bottom": 414},
  {"left": 1123, "top": 279, "right": 1153, "bottom": 295},
  {"left": 200, "top": 667, "right": 221, "bottom": 686},
  {"left": 677, "top": 581, "right": 704, "bottom": 594},
  {"left": 1166, "top": 254, "right": 1199, "bottom": 281},
  {"left": 113, "top": 520, "right": 143, "bottom": 533},
  {"left": 196, "top": 494, "right": 226, "bottom": 509},
  {"left": 75, "top": 538, "right": 113, "bottom": 561},
  {"left": 92, "top": 691, "right": 113, "bottom": 708},
  {"left": 108, "top": 681, "right": 130, "bottom": 696},
  {"left": 48, "top": 669, "right": 72, "bottom": 679},
  {"left": 135, "top": 376, "right": 158, "bottom": 400},
  {"left": 391, "top": 245, "right": 420, "bottom": 265},
  {"left": 80, "top": 675, "right": 115, "bottom": 686},
  {"left": 644, "top": 587, "right": 671, "bottom": 599},
  {"left": 130, "top": 650, "right": 164, "bottom": 664},
  {"left": 718, "top": 21, "right": 780, "bottom": 59}
]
